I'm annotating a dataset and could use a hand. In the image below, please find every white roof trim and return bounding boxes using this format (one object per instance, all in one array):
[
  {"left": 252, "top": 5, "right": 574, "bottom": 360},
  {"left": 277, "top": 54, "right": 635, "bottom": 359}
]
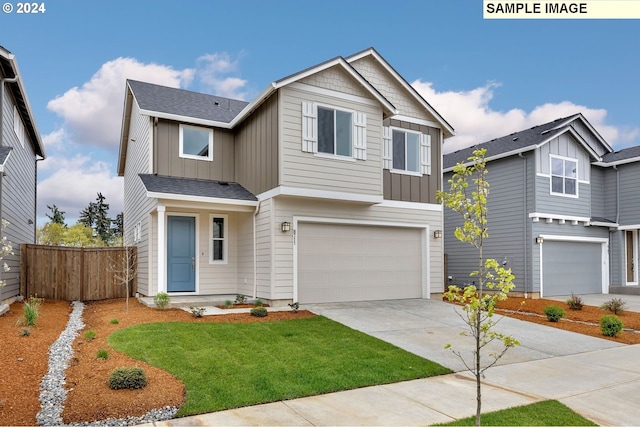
[
  {"left": 147, "top": 191, "right": 258, "bottom": 207},
  {"left": 258, "top": 185, "right": 383, "bottom": 204}
]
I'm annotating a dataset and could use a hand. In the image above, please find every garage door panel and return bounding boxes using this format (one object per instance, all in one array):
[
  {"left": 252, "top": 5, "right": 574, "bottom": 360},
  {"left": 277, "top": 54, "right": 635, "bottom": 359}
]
[
  {"left": 543, "top": 241, "right": 602, "bottom": 296},
  {"left": 298, "top": 223, "right": 423, "bottom": 303}
]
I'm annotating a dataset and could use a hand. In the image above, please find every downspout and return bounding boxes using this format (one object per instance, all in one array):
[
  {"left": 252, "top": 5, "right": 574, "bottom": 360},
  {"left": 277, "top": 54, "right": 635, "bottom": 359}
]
[
  {"left": 252, "top": 200, "right": 261, "bottom": 298},
  {"left": 519, "top": 153, "right": 528, "bottom": 298},
  {"left": 35, "top": 157, "right": 44, "bottom": 238}
]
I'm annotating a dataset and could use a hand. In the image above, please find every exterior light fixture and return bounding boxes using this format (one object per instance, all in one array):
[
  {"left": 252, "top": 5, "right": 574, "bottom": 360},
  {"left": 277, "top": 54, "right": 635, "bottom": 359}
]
[
  {"left": 536, "top": 236, "right": 544, "bottom": 244},
  {"left": 281, "top": 222, "right": 291, "bottom": 232},
  {"left": 433, "top": 230, "right": 443, "bottom": 239}
]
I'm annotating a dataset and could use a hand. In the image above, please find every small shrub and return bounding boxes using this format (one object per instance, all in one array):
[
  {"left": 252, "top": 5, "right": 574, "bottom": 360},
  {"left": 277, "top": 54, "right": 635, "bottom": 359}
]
[
  {"left": 254, "top": 299, "right": 263, "bottom": 307},
  {"left": 97, "top": 349, "right": 109, "bottom": 360},
  {"left": 600, "top": 298, "right": 626, "bottom": 315},
  {"left": 19, "top": 295, "right": 44, "bottom": 327},
  {"left": 250, "top": 307, "right": 268, "bottom": 317},
  {"left": 20, "top": 328, "right": 31, "bottom": 337},
  {"left": 110, "top": 318, "right": 119, "bottom": 325},
  {"left": 108, "top": 367, "right": 147, "bottom": 390},
  {"left": 566, "top": 293, "right": 584, "bottom": 311},
  {"left": 153, "top": 292, "right": 170, "bottom": 310},
  {"left": 234, "top": 294, "right": 247, "bottom": 304},
  {"left": 600, "top": 314, "right": 624, "bottom": 337},
  {"left": 224, "top": 300, "right": 233, "bottom": 308},
  {"left": 543, "top": 305, "right": 566, "bottom": 322},
  {"left": 189, "top": 306, "right": 206, "bottom": 318},
  {"left": 84, "top": 330, "right": 97, "bottom": 341}
]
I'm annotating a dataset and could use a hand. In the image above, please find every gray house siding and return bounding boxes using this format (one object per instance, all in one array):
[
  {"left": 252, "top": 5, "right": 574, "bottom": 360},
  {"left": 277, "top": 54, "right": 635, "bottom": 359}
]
[
  {"left": 383, "top": 118, "right": 441, "bottom": 204},
  {"left": 234, "top": 92, "right": 279, "bottom": 195},
  {"left": 154, "top": 119, "right": 236, "bottom": 182},
  {"left": 1, "top": 88, "right": 37, "bottom": 299},
  {"left": 444, "top": 156, "right": 529, "bottom": 291},
  {"left": 617, "top": 162, "right": 640, "bottom": 225}
]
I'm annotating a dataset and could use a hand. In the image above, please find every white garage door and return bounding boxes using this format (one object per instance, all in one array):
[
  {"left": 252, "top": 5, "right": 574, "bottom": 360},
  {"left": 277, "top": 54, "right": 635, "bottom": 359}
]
[
  {"left": 542, "top": 241, "right": 602, "bottom": 296},
  {"left": 297, "top": 222, "right": 424, "bottom": 303}
]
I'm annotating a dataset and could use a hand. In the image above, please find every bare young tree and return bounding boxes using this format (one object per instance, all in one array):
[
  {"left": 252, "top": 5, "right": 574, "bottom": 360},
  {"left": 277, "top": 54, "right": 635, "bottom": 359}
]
[{"left": 108, "top": 246, "right": 137, "bottom": 313}]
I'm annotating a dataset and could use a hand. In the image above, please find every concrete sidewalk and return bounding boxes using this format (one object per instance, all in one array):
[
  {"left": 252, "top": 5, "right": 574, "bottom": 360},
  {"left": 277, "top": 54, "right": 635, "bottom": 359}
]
[{"left": 147, "top": 297, "right": 640, "bottom": 426}]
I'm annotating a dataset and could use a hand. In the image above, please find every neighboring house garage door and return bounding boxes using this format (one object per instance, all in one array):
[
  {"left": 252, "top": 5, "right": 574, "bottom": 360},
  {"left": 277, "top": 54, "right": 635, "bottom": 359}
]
[
  {"left": 297, "top": 222, "right": 424, "bottom": 304},
  {"left": 542, "top": 241, "right": 602, "bottom": 296}
]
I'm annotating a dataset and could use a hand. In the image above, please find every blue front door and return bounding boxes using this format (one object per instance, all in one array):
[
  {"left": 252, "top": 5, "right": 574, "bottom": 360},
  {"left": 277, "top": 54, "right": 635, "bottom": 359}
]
[{"left": 167, "top": 216, "right": 196, "bottom": 292}]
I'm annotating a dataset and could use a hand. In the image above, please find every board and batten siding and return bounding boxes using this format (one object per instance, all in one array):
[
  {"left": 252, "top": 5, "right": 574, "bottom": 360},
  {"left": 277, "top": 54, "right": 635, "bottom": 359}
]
[
  {"left": 444, "top": 156, "right": 529, "bottom": 292},
  {"left": 154, "top": 119, "right": 235, "bottom": 181},
  {"left": 590, "top": 166, "right": 606, "bottom": 219},
  {"left": 279, "top": 83, "right": 383, "bottom": 196},
  {"left": 266, "top": 197, "right": 443, "bottom": 301},
  {"left": 123, "top": 99, "right": 156, "bottom": 296},
  {"left": 617, "top": 162, "right": 640, "bottom": 225},
  {"left": 1, "top": 88, "right": 37, "bottom": 299},
  {"left": 234, "top": 92, "right": 279, "bottom": 195},
  {"left": 536, "top": 133, "right": 591, "bottom": 182},
  {"left": 570, "top": 119, "right": 610, "bottom": 157},
  {"left": 383, "top": 118, "right": 441, "bottom": 204}
]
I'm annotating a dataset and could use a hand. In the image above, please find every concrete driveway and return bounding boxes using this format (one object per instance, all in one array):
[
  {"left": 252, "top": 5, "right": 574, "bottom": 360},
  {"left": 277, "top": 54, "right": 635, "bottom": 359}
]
[{"left": 149, "top": 296, "right": 640, "bottom": 426}]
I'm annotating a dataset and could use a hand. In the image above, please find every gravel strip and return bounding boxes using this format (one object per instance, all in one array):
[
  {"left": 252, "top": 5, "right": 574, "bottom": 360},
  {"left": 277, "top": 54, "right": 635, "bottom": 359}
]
[{"left": 36, "top": 301, "right": 178, "bottom": 426}]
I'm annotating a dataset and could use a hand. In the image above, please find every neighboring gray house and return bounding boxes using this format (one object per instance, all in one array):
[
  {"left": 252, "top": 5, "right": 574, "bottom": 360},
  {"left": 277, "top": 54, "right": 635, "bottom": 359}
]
[
  {"left": 117, "top": 48, "right": 454, "bottom": 305},
  {"left": 0, "top": 46, "right": 46, "bottom": 304},
  {"left": 443, "top": 113, "right": 640, "bottom": 297}
]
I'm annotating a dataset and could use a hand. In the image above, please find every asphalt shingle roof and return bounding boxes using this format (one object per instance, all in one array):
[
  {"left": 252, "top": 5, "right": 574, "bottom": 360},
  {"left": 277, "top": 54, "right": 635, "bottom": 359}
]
[
  {"left": 444, "top": 115, "right": 579, "bottom": 170},
  {"left": 602, "top": 145, "right": 640, "bottom": 164},
  {"left": 139, "top": 174, "right": 257, "bottom": 202},
  {"left": 128, "top": 80, "right": 249, "bottom": 123},
  {"left": 0, "top": 146, "right": 12, "bottom": 165}
]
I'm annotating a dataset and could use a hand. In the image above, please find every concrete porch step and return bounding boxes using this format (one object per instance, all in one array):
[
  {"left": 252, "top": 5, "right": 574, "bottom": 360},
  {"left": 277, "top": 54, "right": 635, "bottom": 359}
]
[
  {"left": 139, "top": 295, "right": 263, "bottom": 309},
  {"left": 610, "top": 286, "right": 640, "bottom": 296}
]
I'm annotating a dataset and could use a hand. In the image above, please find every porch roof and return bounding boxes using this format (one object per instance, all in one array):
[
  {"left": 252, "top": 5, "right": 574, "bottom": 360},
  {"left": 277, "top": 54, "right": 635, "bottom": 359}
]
[{"left": 139, "top": 174, "right": 258, "bottom": 204}]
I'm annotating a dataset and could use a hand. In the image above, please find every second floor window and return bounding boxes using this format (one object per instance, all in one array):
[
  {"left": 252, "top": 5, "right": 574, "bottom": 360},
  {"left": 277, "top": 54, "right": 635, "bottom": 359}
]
[
  {"left": 392, "top": 130, "right": 420, "bottom": 173},
  {"left": 180, "top": 124, "right": 213, "bottom": 161},
  {"left": 318, "top": 106, "right": 352, "bottom": 157},
  {"left": 551, "top": 156, "right": 577, "bottom": 196}
]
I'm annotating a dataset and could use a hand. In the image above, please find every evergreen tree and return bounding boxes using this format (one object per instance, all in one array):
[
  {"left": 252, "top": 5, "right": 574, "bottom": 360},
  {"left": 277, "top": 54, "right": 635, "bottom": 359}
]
[
  {"left": 79, "top": 193, "right": 113, "bottom": 244},
  {"left": 46, "top": 205, "right": 66, "bottom": 226}
]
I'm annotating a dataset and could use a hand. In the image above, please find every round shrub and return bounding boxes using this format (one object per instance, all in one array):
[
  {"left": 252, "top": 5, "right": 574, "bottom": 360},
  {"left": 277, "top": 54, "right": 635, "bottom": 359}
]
[
  {"left": 543, "top": 305, "right": 566, "bottom": 322},
  {"left": 153, "top": 292, "right": 170, "bottom": 310},
  {"left": 600, "top": 314, "right": 624, "bottom": 337},
  {"left": 250, "top": 307, "right": 268, "bottom": 317},
  {"left": 108, "top": 367, "right": 147, "bottom": 390}
]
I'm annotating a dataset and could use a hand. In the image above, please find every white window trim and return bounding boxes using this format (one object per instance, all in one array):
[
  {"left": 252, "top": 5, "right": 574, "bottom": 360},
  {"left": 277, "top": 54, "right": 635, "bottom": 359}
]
[
  {"left": 133, "top": 221, "right": 142, "bottom": 243},
  {"left": 179, "top": 124, "right": 213, "bottom": 161},
  {"left": 549, "top": 154, "right": 579, "bottom": 198},
  {"left": 301, "top": 101, "right": 367, "bottom": 161},
  {"left": 316, "top": 103, "right": 354, "bottom": 158},
  {"left": 13, "top": 106, "right": 25, "bottom": 148},
  {"left": 209, "top": 214, "right": 228, "bottom": 265},
  {"left": 383, "top": 126, "right": 431, "bottom": 177}
]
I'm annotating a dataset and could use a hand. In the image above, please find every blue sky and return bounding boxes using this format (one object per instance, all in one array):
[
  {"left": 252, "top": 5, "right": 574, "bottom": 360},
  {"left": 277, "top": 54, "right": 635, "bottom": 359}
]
[{"left": 2, "top": 0, "right": 639, "bottom": 224}]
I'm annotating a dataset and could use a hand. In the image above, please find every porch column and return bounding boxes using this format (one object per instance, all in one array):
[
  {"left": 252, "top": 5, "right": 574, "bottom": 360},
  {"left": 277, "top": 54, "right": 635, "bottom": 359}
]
[{"left": 157, "top": 205, "right": 166, "bottom": 294}]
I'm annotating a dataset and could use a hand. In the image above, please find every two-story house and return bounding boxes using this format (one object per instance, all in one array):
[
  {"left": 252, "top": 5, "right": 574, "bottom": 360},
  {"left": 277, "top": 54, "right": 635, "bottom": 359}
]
[
  {"left": 443, "top": 113, "right": 640, "bottom": 298},
  {"left": 117, "top": 48, "right": 454, "bottom": 305},
  {"left": 0, "top": 46, "right": 46, "bottom": 306}
]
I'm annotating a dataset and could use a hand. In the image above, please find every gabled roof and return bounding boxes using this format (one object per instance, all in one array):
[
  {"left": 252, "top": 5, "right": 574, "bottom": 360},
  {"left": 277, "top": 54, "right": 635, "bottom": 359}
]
[
  {"left": 444, "top": 113, "right": 610, "bottom": 171},
  {"left": 0, "top": 46, "right": 45, "bottom": 158},
  {"left": 128, "top": 80, "right": 249, "bottom": 125},
  {"left": 139, "top": 174, "right": 257, "bottom": 205},
  {"left": 346, "top": 47, "right": 455, "bottom": 138},
  {"left": 599, "top": 145, "right": 640, "bottom": 166}
]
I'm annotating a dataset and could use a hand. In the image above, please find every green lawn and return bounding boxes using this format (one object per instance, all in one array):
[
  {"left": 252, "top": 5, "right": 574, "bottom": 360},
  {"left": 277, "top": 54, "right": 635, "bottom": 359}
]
[
  {"left": 434, "top": 400, "right": 598, "bottom": 426},
  {"left": 108, "top": 316, "right": 451, "bottom": 417}
]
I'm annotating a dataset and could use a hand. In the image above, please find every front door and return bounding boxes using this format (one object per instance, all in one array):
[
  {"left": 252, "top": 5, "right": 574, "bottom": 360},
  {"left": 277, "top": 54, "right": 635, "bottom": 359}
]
[{"left": 167, "top": 216, "right": 196, "bottom": 292}]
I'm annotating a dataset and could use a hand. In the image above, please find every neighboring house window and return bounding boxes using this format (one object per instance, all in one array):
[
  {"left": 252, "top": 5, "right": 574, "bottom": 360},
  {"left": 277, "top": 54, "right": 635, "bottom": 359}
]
[
  {"left": 383, "top": 127, "right": 431, "bottom": 175},
  {"left": 180, "top": 124, "right": 213, "bottom": 161},
  {"left": 210, "top": 215, "right": 227, "bottom": 264},
  {"left": 301, "top": 102, "right": 367, "bottom": 160},
  {"left": 13, "top": 106, "right": 25, "bottom": 148},
  {"left": 550, "top": 156, "right": 577, "bottom": 196}
]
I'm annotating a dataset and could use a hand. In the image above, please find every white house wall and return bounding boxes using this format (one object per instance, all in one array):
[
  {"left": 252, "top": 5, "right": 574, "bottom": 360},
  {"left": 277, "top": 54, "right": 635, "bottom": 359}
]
[
  {"left": 279, "top": 81, "right": 384, "bottom": 196},
  {"left": 264, "top": 197, "right": 444, "bottom": 301}
]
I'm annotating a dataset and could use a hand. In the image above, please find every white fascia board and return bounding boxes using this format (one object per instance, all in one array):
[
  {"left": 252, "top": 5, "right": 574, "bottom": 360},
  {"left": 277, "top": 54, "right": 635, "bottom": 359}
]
[
  {"left": 594, "top": 156, "right": 640, "bottom": 167},
  {"left": 288, "top": 82, "right": 382, "bottom": 108},
  {"left": 590, "top": 221, "right": 619, "bottom": 228},
  {"left": 443, "top": 144, "right": 538, "bottom": 173},
  {"left": 139, "top": 109, "right": 234, "bottom": 129},
  {"left": 229, "top": 83, "right": 277, "bottom": 127},
  {"left": 391, "top": 115, "right": 444, "bottom": 130},
  {"left": 529, "top": 212, "right": 591, "bottom": 223},
  {"left": 377, "top": 199, "right": 443, "bottom": 212},
  {"left": 147, "top": 191, "right": 258, "bottom": 208},
  {"left": 346, "top": 48, "right": 454, "bottom": 137},
  {"left": 0, "top": 150, "right": 12, "bottom": 172},
  {"left": 618, "top": 224, "right": 640, "bottom": 230},
  {"left": 257, "top": 186, "right": 383, "bottom": 204}
]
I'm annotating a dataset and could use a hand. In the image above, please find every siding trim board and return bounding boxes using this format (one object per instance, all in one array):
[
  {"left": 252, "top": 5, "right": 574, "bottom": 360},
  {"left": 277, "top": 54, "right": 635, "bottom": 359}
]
[{"left": 258, "top": 186, "right": 383, "bottom": 204}]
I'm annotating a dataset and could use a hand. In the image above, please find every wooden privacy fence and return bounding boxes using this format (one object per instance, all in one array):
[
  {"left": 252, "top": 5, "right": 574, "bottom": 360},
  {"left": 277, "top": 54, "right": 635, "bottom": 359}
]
[{"left": 20, "top": 245, "right": 137, "bottom": 301}]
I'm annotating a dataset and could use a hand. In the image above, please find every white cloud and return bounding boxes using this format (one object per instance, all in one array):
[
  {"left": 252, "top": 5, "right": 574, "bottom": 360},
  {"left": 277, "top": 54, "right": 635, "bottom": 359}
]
[
  {"left": 41, "top": 128, "right": 65, "bottom": 150},
  {"left": 46, "top": 57, "right": 194, "bottom": 149},
  {"left": 196, "top": 52, "right": 249, "bottom": 100},
  {"left": 37, "top": 154, "right": 123, "bottom": 224},
  {"left": 412, "top": 80, "right": 638, "bottom": 154}
]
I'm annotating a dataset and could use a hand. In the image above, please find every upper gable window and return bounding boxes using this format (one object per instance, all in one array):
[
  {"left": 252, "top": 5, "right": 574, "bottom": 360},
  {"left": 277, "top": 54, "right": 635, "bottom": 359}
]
[
  {"left": 302, "top": 102, "right": 367, "bottom": 160},
  {"left": 383, "top": 127, "right": 431, "bottom": 175},
  {"left": 13, "top": 106, "right": 25, "bottom": 148},
  {"left": 550, "top": 155, "right": 577, "bottom": 197},
  {"left": 318, "top": 106, "right": 352, "bottom": 157},
  {"left": 180, "top": 124, "right": 213, "bottom": 161}
]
